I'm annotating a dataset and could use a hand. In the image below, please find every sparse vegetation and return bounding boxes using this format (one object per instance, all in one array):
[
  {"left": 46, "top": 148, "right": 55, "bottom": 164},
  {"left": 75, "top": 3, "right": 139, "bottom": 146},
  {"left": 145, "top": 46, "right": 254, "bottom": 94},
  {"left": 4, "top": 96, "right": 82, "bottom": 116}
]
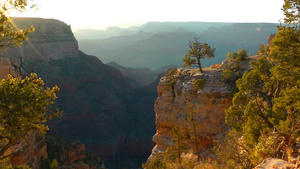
[
  {"left": 193, "top": 79, "right": 206, "bottom": 90},
  {"left": 50, "top": 159, "right": 59, "bottom": 169},
  {"left": 149, "top": 2, "right": 300, "bottom": 168},
  {"left": 226, "top": 48, "right": 247, "bottom": 71},
  {"left": 221, "top": 49, "right": 246, "bottom": 88},
  {"left": 186, "top": 105, "right": 201, "bottom": 162},
  {"left": 164, "top": 126, "right": 189, "bottom": 165},
  {"left": 221, "top": 69, "right": 233, "bottom": 84},
  {"left": 165, "top": 68, "right": 177, "bottom": 87},
  {"left": 143, "top": 153, "right": 167, "bottom": 169},
  {"left": 258, "top": 44, "right": 270, "bottom": 55},
  {"left": 218, "top": 8, "right": 300, "bottom": 167},
  {"left": 0, "top": 74, "right": 62, "bottom": 161},
  {"left": 182, "top": 37, "right": 215, "bottom": 73}
]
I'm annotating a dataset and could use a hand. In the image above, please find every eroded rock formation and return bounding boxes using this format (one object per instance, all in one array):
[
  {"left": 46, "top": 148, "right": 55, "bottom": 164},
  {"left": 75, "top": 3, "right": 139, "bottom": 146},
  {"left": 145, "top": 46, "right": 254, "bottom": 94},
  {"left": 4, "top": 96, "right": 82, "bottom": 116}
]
[
  {"left": 7, "top": 18, "right": 78, "bottom": 62},
  {"left": 149, "top": 67, "right": 233, "bottom": 159}
]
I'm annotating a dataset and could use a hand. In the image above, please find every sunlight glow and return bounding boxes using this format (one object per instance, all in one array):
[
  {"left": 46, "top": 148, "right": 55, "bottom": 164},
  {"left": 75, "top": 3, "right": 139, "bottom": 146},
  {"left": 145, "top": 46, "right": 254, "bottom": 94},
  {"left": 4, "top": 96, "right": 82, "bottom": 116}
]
[{"left": 10, "top": 0, "right": 285, "bottom": 30}]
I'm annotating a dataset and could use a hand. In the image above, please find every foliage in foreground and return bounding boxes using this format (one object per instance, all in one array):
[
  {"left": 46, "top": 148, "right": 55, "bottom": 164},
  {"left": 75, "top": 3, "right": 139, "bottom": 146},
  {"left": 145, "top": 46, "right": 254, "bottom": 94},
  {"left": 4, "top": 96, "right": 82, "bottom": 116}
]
[
  {"left": 220, "top": 24, "right": 300, "bottom": 168},
  {"left": 0, "top": 74, "right": 62, "bottom": 162}
]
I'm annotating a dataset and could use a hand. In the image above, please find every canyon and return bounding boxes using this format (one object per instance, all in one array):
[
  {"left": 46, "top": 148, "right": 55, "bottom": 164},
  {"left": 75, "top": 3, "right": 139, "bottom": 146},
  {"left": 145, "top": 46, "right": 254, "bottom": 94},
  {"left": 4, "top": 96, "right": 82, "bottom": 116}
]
[
  {"left": 78, "top": 22, "right": 278, "bottom": 70},
  {"left": 1, "top": 18, "right": 281, "bottom": 168},
  {"left": 4, "top": 18, "right": 157, "bottom": 169}
]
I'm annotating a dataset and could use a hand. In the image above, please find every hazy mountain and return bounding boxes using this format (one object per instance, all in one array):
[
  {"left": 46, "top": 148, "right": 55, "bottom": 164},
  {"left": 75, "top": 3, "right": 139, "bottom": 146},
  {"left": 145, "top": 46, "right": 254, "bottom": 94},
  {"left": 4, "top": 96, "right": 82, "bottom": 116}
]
[
  {"left": 133, "top": 21, "right": 233, "bottom": 33},
  {"left": 75, "top": 22, "right": 233, "bottom": 41},
  {"left": 74, "top": 26, "right": 132, "bottom": 40},
  {"left": 79, "top": 30, "right": 154, "bottom": 57},
  {"left": 78, "top": 22, "right": 278, "bottom": 70}
]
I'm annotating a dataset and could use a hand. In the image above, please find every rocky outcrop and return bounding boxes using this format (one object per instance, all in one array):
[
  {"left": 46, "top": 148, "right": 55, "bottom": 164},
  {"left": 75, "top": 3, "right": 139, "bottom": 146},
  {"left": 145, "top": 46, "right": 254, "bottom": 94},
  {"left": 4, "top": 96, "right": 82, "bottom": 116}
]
[
  {"left": 46, "top": 136, "right": 104, "bottom": 169},
  {"left": 9, "top": 131, "right": 48, "bottom": 169},
  {"left": 149, "top": 67, "right": 232, "bottom": 159},
  {"left": 254, "top": 158, "right": 296, "bottom": 169},
  {"left": 7, "top": 18, "right": 78, "bottom": 62},
  {"left": 268, "top": 34, "right": 276, "bottom": 47}
]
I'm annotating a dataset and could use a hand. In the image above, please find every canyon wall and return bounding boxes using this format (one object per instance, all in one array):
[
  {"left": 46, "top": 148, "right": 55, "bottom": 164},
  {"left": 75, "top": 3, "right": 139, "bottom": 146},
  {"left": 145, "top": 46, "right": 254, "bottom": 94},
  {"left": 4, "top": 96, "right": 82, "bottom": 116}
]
[
  {"left": 2, "top": 18, "right": 156, "bottom": 169},
  {"left": 7, "top": 18, "right": 78, "bottom": 62},
  {"left": 149, "top": 67, "right": 233, "bottom": 159},
  {"left": 0, "top": 18, "right": 105, "bottom": 168}
]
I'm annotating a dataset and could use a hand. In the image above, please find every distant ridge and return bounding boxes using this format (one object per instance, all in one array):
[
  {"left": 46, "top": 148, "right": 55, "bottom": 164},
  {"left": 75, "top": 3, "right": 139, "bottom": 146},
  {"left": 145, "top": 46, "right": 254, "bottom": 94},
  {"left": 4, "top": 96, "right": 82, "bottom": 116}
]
[{"left": 78, "top": 22, "right": 278, "bottom": 69}]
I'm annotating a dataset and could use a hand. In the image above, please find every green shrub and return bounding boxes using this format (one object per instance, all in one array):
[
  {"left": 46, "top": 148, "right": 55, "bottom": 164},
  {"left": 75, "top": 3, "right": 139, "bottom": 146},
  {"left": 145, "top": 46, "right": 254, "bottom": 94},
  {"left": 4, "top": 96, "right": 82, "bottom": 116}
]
[
  {"left": 165, "top": 68, "right": 177, "bottom": 87},
  {"left": 164, "top": 68, "right": 176, "bottom": 80},
  {"left": 226, "top": 49, "right": 247, "bottom": 71},
  {"left": 142, "top": 153, "right": 167, "bottom": 169},
  {"left": 167, "top": 79, "right": 176, "bottom": 87},
  {"left": 193, "top": 79, "right": 206, "bottom": 90},
  {"left": 213, "top": 130, "right": 254, "bottom": 169},
  {"left": 231, "top": 63, "right": 241, "bottom": 72},
  {"left": 50, "top": 159, "right": 59, "bottom": 169},
  {"left": 222, "top": 69, "right": 233, "bottom": 83}
]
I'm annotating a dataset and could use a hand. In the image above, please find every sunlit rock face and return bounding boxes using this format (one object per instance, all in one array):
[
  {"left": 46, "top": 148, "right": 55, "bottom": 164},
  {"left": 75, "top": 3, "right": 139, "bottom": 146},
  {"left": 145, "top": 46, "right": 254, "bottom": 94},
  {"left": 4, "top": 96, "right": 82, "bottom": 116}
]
[
  {"left": 254, "top": 158, "right": 296, "bottom": 169},
  {"left": 268, "top": 33, "right": 276, "bottom": 47},
  {"left": 10, "top": 131, "right": 48, "bottom": 169},
  {"left": 149, "top": 67, "right": 233, "bottom": 159},
  {"left": 7, "top": 18, "right": 78, "bottom": 62}
]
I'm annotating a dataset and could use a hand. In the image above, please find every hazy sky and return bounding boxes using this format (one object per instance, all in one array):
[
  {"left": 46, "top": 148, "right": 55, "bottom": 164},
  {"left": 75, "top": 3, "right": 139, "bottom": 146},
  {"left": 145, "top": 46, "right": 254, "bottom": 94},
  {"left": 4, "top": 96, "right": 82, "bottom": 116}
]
[{"left": 11, "top": 0, "right": 285, "bottom": 30}]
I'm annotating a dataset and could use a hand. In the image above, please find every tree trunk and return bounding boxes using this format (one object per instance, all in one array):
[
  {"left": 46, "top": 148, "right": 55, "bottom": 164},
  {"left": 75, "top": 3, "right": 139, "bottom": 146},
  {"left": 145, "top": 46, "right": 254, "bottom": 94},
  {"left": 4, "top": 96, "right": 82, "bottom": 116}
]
[
  {"left": 193, "top": 126, "right": 200, "bottom": 162},
  {"left": 197, "top": 57, "right": 203, "bottom": 73}
]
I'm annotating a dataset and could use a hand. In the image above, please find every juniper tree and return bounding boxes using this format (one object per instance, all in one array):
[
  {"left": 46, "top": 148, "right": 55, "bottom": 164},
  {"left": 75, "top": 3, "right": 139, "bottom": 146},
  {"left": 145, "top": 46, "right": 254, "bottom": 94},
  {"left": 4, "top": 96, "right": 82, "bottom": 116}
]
[
  {"left": 186, "top": 105, "right": 201, "bottom": 162},
  {"left": 182, "top": 37, "right": 215, "bottom": 73},
  {"left": 222, "top": 1, "right": 300, "bottom": 166},
  {"left": 225, "top": 22, "right": 300, "bottom": 163},
  {"left": 0, "top": 74, "right": 62, "bottom": 159},
  {"left": 283, "top": 0, "right": 300, "bottom": 24},
  {"left": 164, "top": 126, "right": 189, "bottom": 165}
]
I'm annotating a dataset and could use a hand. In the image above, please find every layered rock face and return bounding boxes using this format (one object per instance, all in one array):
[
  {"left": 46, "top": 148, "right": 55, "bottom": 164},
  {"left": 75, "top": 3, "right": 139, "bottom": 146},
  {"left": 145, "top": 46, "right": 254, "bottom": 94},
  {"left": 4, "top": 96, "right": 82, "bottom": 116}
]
[
  {"left": 4, "top": 18, "right": 156, "bottom": 169},
  {"left": 10, "top": 131, "right": 48, "bottom": 169},
  {"left": 7, "top": 18, "right": 78, "bottom": 62},
  {"left": 33, "top": 52, "right": 156, "bottom": 169},
  {"left": 150, "top": 67, "right": 232, "bottom": 158}
]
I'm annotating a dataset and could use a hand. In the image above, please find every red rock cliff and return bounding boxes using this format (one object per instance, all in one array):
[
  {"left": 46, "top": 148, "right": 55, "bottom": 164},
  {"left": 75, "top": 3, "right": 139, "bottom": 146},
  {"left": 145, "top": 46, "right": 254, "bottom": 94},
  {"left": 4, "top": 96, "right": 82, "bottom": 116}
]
[{"left": 149, "top": 67, "right": 232, "bottom": 159}]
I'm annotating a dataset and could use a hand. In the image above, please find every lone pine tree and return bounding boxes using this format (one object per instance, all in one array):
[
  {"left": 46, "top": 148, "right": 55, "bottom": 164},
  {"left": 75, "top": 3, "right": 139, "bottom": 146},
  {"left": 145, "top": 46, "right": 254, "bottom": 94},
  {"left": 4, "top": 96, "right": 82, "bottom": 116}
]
[{"left": 182, "top": 37, "right": 215, "bottom": 73}]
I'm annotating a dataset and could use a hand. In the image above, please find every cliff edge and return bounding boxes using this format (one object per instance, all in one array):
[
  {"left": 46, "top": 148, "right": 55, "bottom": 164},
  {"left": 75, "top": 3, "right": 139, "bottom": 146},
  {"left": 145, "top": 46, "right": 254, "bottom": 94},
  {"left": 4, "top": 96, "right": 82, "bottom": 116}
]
[
  {"left": 7, "top": 18, "right": 78, "bottom": 62},
  {"left": 149, "top": 66, "right": 233, "bottom": 160}
]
